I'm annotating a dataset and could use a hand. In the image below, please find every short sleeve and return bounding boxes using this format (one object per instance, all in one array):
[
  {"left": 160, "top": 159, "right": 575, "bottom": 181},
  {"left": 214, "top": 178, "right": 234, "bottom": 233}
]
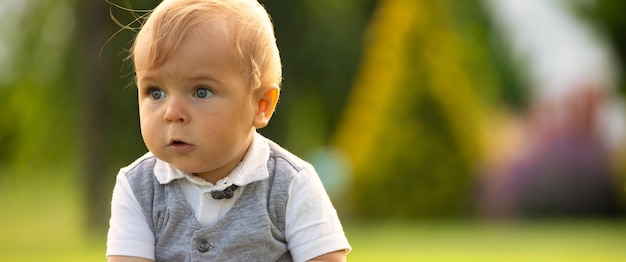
[
  {"left": 106, "top": 170, "right": 156, "bottom": 260},
  {"left": 285, "top": 165, "right": 351, "bottom": 261}
]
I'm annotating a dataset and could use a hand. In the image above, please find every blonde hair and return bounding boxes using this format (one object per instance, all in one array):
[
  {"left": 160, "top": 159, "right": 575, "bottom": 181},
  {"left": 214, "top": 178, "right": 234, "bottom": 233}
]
[{"left": 132, "top": 0, "right": 282, "bottom": 89}]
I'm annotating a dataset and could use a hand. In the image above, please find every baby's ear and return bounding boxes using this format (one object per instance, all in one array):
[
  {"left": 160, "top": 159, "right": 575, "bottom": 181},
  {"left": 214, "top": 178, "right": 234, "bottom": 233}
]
[{"left": 253, "top": 84, "right": 280, "bottom": 128}]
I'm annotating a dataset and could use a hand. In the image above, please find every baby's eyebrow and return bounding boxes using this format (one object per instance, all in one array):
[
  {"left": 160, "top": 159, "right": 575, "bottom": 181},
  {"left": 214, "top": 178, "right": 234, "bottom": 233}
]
[
  {"left": 136, "top": 73, "right": 159, "bottom": 84},
  {"left": 188, "top": 75, "right": 224, "bottom": 85},
  {"left": 188, "top": 75, "right": 222, "bottom": 84}
]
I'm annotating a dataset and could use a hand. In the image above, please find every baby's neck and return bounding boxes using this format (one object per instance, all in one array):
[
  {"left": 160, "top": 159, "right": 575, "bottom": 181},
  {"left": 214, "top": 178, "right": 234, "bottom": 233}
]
[{"left": 192, "top": 171, "right": 230, "bottom": 185}]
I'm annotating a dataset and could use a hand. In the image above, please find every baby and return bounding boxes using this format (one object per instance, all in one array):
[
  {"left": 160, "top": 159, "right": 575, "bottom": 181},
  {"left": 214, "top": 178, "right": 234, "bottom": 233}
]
[{"left": 106, "top": 0, "right": 351, "bottom": 261}]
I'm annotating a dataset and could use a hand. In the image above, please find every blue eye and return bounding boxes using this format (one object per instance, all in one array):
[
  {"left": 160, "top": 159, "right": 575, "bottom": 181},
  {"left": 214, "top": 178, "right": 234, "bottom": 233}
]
[
  {"left": 149, "top": 88, "right": 165, "bottom": 100},
  {"left": 195, "top": 87, "right": 213, "bottom": 98}
]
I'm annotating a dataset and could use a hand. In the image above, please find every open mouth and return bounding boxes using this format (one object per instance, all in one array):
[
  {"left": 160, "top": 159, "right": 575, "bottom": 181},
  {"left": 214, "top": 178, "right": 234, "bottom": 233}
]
[
  {"left": 168, "top": 139, "right": 193, "bottom": 152},
  {"left": 169, "top": 139, "right": 192, "bottom": 147},
  {"left": 171, "top": 140, "right": 187, "bottom": 145}
]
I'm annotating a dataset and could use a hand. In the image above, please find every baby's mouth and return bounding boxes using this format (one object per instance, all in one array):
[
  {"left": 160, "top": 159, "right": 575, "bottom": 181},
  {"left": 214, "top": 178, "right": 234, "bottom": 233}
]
[
  {"left": 168, "top": 139, "right": 193, "bottom": 152},
  {"left": 168, "top": 137, "right": 188, "bottom": 144}
]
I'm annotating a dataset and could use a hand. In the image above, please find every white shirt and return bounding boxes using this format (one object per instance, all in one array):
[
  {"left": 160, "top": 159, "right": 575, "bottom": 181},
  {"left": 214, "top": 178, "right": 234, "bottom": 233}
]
[{"left": 107, "top": 133, "right": 351, "bottom": 261}]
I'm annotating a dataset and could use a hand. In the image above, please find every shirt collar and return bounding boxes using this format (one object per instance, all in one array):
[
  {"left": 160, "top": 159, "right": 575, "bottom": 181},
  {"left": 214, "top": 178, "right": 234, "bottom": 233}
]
[{"left": 153, "top": 132, "right": 270, "bottom": 188}]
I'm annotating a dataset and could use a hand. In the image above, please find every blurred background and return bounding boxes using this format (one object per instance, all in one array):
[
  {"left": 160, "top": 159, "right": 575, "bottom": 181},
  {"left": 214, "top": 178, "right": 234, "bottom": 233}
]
[{"left": 1, "top": 0, "right": 625, "bottom": 261}]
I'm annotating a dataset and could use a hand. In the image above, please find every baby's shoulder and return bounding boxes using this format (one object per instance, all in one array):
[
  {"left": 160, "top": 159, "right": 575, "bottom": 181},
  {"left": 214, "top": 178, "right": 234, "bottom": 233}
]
[
  {"left": 119, "top": 152, "right": 158, "bottom": 178},
  {"left": 266, "top": 139, "right": 313, "bottom": 173}
]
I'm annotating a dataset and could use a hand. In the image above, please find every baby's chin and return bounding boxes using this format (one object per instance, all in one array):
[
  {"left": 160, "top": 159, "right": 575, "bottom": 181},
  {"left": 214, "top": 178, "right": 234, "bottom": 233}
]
[
  {"left": 151, "top": 153, "right": 197, "bottom": 173},
  {"left": 169, "top": 162, "right": 217, "bottom": 180},
  {"left": 168, "top": 162, "right": 203, "bottom": 175}
]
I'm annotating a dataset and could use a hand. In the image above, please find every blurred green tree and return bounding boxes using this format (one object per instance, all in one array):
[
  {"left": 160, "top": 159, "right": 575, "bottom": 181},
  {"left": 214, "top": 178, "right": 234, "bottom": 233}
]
[
  {"left": 76, "top": 0, "right": 160, "bottom": 232},
  {"left": 0, "top": 0, "right": 78, "bottom": 173},
  {"left": 260, "top": 0, "right": 376, "bottom": 155},
  {"left": 333, "top": 0, "right": 514, "bottom": 218}
]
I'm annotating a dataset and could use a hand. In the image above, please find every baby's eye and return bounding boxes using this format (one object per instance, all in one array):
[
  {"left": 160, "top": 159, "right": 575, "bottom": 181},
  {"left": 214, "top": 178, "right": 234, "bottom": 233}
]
[
  {"left": 194, "top": 87, "right": 213, "bottom": 99},
  {"left": 148, "top": 88, "right": 166, "bottom": 100}
]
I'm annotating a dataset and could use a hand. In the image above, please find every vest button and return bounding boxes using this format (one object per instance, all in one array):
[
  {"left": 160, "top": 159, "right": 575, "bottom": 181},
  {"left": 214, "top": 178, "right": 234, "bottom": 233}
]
[{"left": 196, "top": 239, "right": 212, "bottom": 253}]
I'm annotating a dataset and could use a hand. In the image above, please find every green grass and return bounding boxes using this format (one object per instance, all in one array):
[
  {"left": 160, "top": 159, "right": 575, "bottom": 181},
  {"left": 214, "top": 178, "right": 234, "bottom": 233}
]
[
  {"left": 0, "top": 177, "right": 105, "bottom": 261},
  {"left": 1, "top": 176, "right": 626, "bottom": 261},
  {"left": 345, "top": 220, "right": 626, "bottom": 261}
]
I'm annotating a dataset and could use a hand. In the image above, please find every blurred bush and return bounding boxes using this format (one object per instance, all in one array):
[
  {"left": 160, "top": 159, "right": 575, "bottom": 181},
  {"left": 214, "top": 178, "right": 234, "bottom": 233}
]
[
  {"left": 333, "top": 0, "right": 522, "bottom": 218},
  {"left": 0, "top": 0, "right": 78, "bottom": 173}
]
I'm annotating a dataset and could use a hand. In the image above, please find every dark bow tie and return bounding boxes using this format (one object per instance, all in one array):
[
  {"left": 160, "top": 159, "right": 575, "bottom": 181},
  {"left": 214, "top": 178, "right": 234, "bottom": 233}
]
[{"left": 211, "top": 184, "right": 239, "bottom": 199}]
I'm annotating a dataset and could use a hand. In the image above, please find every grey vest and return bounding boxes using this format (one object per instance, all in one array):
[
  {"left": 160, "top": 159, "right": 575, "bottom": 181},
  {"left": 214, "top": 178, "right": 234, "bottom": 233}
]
[{"left": 126, "top": 141, "right": 300, "bottom": 262}]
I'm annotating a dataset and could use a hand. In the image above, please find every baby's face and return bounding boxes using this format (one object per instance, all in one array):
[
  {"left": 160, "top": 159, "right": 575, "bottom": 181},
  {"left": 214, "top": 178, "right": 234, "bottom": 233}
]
[{"left": 134, "top": 21, "right": 257, "bottom": 183}]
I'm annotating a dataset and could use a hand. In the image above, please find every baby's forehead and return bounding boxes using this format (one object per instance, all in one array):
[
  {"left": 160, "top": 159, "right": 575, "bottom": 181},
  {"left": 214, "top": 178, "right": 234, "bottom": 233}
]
[{"left": 134, "top": 18, "right": 238, "bottom": 71}]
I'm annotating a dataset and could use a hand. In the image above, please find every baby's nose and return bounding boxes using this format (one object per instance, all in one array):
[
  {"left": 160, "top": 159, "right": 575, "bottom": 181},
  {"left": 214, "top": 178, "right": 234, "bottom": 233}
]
[{"left": 163, "top": 98, "right": 188, "bottom": 123}]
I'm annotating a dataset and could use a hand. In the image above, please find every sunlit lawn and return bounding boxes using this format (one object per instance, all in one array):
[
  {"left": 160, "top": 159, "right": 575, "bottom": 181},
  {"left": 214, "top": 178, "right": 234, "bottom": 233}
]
[
  {"left": 0, "top": 177, "right": 104, "bottom": 262},
  {"left": 346, "top": 220, "right": 626, "bottom": 261},
  {"left": 2, "top": 176, "right": 625, "bottom": 262}
]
